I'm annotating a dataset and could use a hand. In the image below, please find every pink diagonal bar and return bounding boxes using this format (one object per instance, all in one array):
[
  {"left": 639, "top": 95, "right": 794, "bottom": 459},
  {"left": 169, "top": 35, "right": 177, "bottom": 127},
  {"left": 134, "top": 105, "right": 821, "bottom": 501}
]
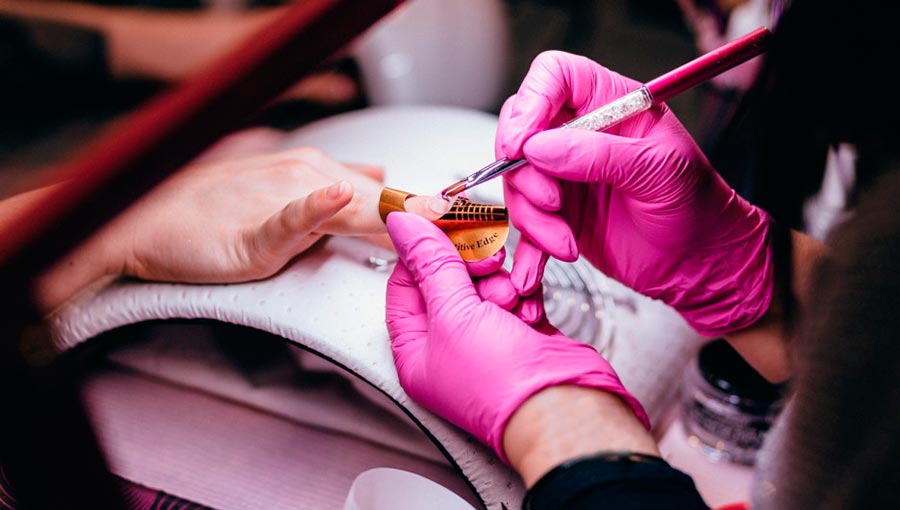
[{"left": 0, "top": 2, "right": 404, "bottom": 508}]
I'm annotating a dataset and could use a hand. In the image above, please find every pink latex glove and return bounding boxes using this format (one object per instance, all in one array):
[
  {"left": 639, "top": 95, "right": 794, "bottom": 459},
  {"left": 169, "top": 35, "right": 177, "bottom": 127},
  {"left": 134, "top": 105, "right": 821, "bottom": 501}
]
[
  {"left": 384, "top": 212, "right": 648, "bottom": 463},
  {"left": 496, "top": 51, "right": 773, "bottom": 337}
]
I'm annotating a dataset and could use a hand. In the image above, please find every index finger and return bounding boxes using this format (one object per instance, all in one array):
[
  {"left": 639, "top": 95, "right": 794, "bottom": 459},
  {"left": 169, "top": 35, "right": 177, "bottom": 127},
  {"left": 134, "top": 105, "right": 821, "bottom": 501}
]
[
  {"left": 385, "top": 257, "right": 428, "bottom": 333},
  {"left": 497, "top": 51, "right": 641, "bottom": 159}
]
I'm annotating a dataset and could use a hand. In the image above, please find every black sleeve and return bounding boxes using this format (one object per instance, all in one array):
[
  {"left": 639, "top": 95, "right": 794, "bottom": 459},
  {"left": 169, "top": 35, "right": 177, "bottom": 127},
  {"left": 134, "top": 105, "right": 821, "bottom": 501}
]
[{"left": 523, "top": 453, "right": 711, "bottom": 510}]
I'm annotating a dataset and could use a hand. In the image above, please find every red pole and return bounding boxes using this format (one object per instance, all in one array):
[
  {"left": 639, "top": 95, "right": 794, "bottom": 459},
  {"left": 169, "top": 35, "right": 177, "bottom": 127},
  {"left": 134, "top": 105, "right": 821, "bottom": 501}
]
[{"left": 0, "top": 0, "right": 403, "bottom": 304}]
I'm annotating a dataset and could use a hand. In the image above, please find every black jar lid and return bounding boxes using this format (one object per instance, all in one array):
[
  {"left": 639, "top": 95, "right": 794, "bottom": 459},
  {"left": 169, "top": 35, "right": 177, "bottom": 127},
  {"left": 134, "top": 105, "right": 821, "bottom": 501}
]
[{"left": 698, "top": 339, "right": 786, "bottom": 403}]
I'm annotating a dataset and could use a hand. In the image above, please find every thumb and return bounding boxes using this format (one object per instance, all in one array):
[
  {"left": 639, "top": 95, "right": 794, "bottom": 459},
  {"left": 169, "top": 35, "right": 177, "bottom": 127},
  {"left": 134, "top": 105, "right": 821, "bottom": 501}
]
[
  {"left": 523, "top": 129, "right": 657, "bottom": 195},
  {"left": 386, "top": 213, "right": 482, "bottom": 317},
  {"left": 384, "top": 260, "right": 430, "bottom": 382}
]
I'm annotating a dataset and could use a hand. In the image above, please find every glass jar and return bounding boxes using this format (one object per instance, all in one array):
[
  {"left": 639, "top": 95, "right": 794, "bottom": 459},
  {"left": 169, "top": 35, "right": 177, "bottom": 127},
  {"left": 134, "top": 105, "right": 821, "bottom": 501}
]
[{"left": 681, "top": 339, "right": 787, "bottom": 465}]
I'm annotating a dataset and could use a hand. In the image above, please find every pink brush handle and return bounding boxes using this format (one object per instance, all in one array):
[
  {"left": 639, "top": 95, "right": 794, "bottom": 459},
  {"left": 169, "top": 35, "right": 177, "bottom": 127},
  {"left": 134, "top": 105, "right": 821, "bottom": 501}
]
[
  {"left": 646, "top": 26, "right": 771, "bottom": 103},
  {"left": 442, "top": 26, "right": 772, "bottom": 197}
]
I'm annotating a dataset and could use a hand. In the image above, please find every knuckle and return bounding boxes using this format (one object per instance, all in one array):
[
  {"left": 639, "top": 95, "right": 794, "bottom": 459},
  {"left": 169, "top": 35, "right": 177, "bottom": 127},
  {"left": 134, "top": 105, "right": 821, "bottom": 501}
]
[
  {"left": 534, "top": 49, "right": 567, "bottom": 64},
  {"left": 532, "top": 50, "right": 581, "bottom": 75},
  {"left": 288, "top": 146, "right": 328, "bottom": 165},
  {"left": 269, "top": 160, "right": 311, "bottom": 180}
]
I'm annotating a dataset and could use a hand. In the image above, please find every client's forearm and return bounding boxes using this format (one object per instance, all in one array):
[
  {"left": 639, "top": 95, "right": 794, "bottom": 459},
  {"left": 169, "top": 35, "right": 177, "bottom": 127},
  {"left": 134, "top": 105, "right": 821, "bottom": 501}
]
[
  {"left": 725, "top": 228, "right": 827, "bottom": 382},
  {"left": 502, "top": 385, "right": 659, "bottom": 488},
  {"left": 32, "top": 234, "right": 117, "bottom": 315},
  {"left": 0, "top": 184, "right": 117, "bottom": 314}
]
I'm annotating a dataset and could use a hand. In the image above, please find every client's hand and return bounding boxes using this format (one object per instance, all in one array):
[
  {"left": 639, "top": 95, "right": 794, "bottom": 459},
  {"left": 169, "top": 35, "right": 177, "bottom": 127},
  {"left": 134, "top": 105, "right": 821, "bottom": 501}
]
[
  {"left": 28, "top": 141, "right": 408, "bottom": 311},
  {"left": 384, "top": 212, "right": 648, "bottom": 463},
  {"left": 110, "top": 146, "right": 384, "bottom": 283},
  {"left": 496, "top": 51, "right": 773, "bottom": 337}
]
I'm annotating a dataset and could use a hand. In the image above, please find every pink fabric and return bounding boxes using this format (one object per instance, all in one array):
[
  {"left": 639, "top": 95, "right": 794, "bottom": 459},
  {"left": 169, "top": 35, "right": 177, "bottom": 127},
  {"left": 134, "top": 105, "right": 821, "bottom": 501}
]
[
  {"left": 0, "top": 465, "right": 212, "bottom": 510},
  {"left": 384, "top": 213, "right": 648, "bottom": 464},
  {"left": 495, "top": 50, "right": 774, "bottom": 337}
]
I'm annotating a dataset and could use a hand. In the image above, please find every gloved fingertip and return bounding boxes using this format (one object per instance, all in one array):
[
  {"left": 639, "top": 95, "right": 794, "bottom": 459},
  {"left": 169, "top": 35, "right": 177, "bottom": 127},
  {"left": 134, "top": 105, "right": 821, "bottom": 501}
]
[
  {"left": 385, "top": 210, "right": 421, "bottom": 236},
  {"left": 475, "top": 274, "right": 518, "bottom": 311},
  {"left": 559, "top": 237, "right": 580, "bottom": 263},
  {"left": 518, "top": 296, "right": 545, "bottom": 324},
  {"left": 466, "top": 247, "right": 506, "bottom": 278},
  {"left": 536, "top": 232, "right": 578, "bottom": 263},
  {"left": 386, "top": 212, "right": 435, "bottom": 253},
  {"left": 510, "top": 263, "right": 540, "bottom": 296}
]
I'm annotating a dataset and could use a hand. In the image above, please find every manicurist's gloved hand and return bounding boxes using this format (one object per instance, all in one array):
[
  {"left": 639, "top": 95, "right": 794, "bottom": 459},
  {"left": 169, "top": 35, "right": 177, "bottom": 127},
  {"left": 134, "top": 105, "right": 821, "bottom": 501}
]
[
  {"left": 384, "top": 212, "right": 648, "bottom": 463},
  {"left": 496, "top": 51, "right": 773, "bottom": 337}
]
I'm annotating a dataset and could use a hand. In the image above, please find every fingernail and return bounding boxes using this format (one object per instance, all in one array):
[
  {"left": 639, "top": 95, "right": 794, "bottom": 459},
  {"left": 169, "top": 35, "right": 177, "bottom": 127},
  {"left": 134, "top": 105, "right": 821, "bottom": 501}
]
[
  {"left": 427, "top": 195, "right": 452, "bottom": 215},
  {"left": 567, "top": 236, "right": 579, "bottom": 260},
  {"left": 327, "top": 180, "right": 348, "bottom": 199},
  {"left": 519, "top": 298, "right": 538, "bottom": 324}
]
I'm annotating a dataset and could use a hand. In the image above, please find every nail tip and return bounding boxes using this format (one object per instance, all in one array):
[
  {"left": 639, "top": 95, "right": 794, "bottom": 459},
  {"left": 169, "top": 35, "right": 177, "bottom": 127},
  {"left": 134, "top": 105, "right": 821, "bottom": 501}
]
[{"left": 427, "top": 196, "right": 452, "bottom": 215}]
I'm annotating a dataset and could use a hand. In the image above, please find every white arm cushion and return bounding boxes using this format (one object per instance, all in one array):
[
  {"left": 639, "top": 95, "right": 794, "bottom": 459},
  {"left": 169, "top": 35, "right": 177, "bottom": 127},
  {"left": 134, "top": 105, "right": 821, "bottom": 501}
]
[{"left": 47, "top": 105, "right": 704, "bottom": 510}]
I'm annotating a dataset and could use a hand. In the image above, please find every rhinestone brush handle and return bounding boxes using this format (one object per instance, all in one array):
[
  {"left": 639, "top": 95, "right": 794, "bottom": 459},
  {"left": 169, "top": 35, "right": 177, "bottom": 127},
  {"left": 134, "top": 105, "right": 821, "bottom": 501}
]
[{"left": 561, "top": 87, "right": 653, "bottom": 131}]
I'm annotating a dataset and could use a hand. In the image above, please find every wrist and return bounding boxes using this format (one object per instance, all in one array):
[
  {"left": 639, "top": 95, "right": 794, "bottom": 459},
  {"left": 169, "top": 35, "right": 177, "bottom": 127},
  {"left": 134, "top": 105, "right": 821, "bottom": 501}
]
[
  {"left": 678, "top": 207, "right": 776, "bottom": 338},
  {"left": 502, "top": 385, "right": 658, "bottom": 488},
  {"left": 0, "top": 183, "right": 113, "bottom": 313},
  {"left": 723, "top": 228, "right": 827, "bottom": 382},
  {"left": 32, "top": 226, "right": 121, "bottom": 314}
]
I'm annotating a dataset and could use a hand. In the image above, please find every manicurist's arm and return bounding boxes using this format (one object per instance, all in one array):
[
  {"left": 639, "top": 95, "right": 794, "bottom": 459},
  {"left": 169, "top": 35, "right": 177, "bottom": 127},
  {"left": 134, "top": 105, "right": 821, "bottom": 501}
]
[{"left": 724, "top": 229, "right": 828, "bottom": 383}]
